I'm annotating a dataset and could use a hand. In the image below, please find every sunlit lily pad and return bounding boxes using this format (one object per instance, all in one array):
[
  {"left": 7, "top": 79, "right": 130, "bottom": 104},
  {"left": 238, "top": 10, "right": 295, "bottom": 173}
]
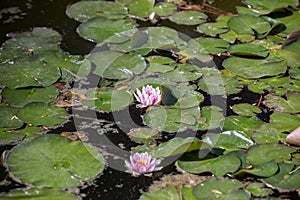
[
  {"left": 83, "top": 88, "right": 133, "bottom": 112},
  {"left": 6, "top": 134, "right": 105, "bottom": 187},
  {"left": 0, "top": 27, "right": 61, "bottom": 62},
  {"left": 2, "top": 86, "right": 58, "bottom": 107},
  {"left": 246, "top": 0, "right": 299, "bottom": 15},
  {"left": 154, "top": 137, "right": 207, "bottom": 158},
  {"left": 228, "top": 44, "right": 269, "bottom": 58},
  {"left": 276, "top": 11, "right": 300, "bottom": 36},
  {"left": 127, "top": 128, "right": 160, "bottom": 144},
  {"left": 66, "top": 1, "right": 127, "bottom": 22},
  {"left": 152, "top": 2, "right": 176, "bottom": 17},
  {"left": 0, "top": 106, "right": 23, "bottom": 129},
  {"left": 177, "top": 150, "right": 241, "bottom": 176},
  {"left": 264, "top": 92, "right": 300, "bottom": 113},
  {"left": 77, "top": 17, "right": 136, "bottom": 43},
  {"left": 0, "top": 54, "right": 61, "bottom": 89},
  {"left": 232, "top": 103, "right": 261, "bottom": 117},
  {"left": 189, "top": 37, "right": 229, "bottom": 55},
  {"left": 169, "top": 11, "right": 207, "bottom": 25},
  {"left": 223, "top": 116, "right": 264, "bottom": 136},
  {"left": 269, "top": 112, "right": 300, "bottom": 132},
  {"left": 17, "top": 103, "right": 68, "bottom": 127},
  {"left": 140, "top": 187, "right": 180, "bottom": 200},
  {"left": 196, "top": 22, "right": 228, "bottom": 37},
  {"left": 251, "top": 124, "right": 287, "bottom": 144},
  {"left": 126, "top": 0, "right": 155, "bottom": 18},
  {"left": 223, "top": 55, "right": 287, "bottom": 79},
  {"left": 0, "top": 188, "right": 78, "bottom": 200},
  {"left": 192, "top": 178, "right": 249, "bottom": 200},
  {"left": 263, "top": 163, "right": 300, "bottom": 190},
  {"left": 246, "top": 143, "right": 296, "bottom": 166}
]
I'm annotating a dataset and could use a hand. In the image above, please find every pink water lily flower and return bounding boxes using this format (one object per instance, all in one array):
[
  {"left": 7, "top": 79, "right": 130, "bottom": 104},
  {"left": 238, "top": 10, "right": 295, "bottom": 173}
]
[
  {"left": 125, "top": 152, "right": 162, "bottom": 176},
  {"left": 134, "top": 85, "right": 161, "bottom": 107}
]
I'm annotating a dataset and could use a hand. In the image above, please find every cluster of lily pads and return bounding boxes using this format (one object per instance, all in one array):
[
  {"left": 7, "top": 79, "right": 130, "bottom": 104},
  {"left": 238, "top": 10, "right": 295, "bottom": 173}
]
[{"left": 0, "top": 0, "right": 300, "bottom": 199}]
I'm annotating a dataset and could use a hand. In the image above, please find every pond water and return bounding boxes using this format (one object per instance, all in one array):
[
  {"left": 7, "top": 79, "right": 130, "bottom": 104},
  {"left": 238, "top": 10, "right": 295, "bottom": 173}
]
[{"left": 1, "top": 0, "right": 300, "bottom": 200}]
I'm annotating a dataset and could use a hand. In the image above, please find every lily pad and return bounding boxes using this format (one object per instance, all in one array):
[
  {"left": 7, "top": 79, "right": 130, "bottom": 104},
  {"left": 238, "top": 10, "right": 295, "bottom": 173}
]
[
  {"left": 0, "top": 188, "right": 78, "bottom": 200},
  {"left": 0, "top": 106, "right": 23, "bottom": 129},
  {"left": 276, "top": 11, "right": 300, "bottom": 36},
  {"left": 251, "top": 124, "right": 287, "bottom": 144},
  {"left": 232, "top": 103, "right": 261, "bottom": 117},
  {"left": 223, "top": 56, "right": 287, "bottom": 79},
  {"left": 2, "top": 86, "right": 58, "bottom": 107},
  {"left": 126, "top": 0, "right": 155, "bottom": 18},
  {"left": 228, "top": 44, "right": 269, "bottom": 58},
  {"left": 77, "top": 17, "right": 135, "bottom": 43},
  {"left": 0, "top": 27, "right": 61, "bottom": 62},
  {"left": 198, "top": 106, "right": 224, "bottom": 131},
  {"left": 235, "top": 160, "right": 278, "bottom": 178},
  {"left": 0, "top": 54, "right": 61, "bottom": 89},
  {"left": 263, "top": 163, "right": 300, "bottom": 190},
  {"left": 192, "top": 178, "right": 249, "bottom": 200},
  {"left": 269, "top": 112, "right": 300, "bottom": 132},
  {"left": 246, "top": 0, "right": 299, "bottom": 15},
  {"left": 169, "top": 11, "right": 207, "bottom": 25},
  {"left": 17, "top": 103, "right": 68, "bottom": 127},
  {"left": 140, "top": 187, "right": 180, "bottom": 200},
  {"left": 66, "top": 1, "right": 127, "bottom": 22},
  {"left": 152, "top": 2, "right": 176, "bottom": 17},
  {"left": 196, "top": 22, "right": 228, "bottom": 37},
  {"left": 246, "top": 182, "right": 272, "bottom": 197},
  {"left": 264, "top": 92, "right": 300, "bottom": 113},
  {"left": 246, "top": 143, "right": 296, "bottom": 166},
  {"left": 127, "top": 128, "right": 160, "bottom": 144},
  {"left": 83, "top": 88, "right": 133, "bottom": 112},
  {"left": 189, "top": 37, "right": 229, "bottom": 55},
  {"left": 223, "top": 116, "right": 264, "bottom": 136},
  {"left": 0, "top": 131, "right": 25, "bottom": 145},
  {"left": 6, "top": 134, "right": 105, "bottom": 187}
]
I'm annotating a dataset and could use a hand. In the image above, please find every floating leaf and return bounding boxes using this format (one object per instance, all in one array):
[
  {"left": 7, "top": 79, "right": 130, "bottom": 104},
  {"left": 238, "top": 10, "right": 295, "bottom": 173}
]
[
  {"left": 126, "top": 0, "right": 155, "bottom": 18},
  {"left": 263, "top": 163, "right": 300, "bottom": 190},
  {"left": 17, "top": 103, "right": 68, "bottom": 127},
  {"left": 140, "top": 187, "right": 180, "bottom": 200},
  {"left": 264, "top": 92, "right": 300, "bottom": 113},
  {"left": 269, "top": 112, "right": 300, "bottom": 132},
  {"left": 192, "top": 178, "right": 249, "bottom": 200},
  {"left": 251, "top": 124, "right": 287, "bottom": 144},
  {"left": 198, "top": 106, "right": 224, "bottom": 131},
  {"left": 153, "top": 2, "right": 176, "bottom": 17},
  {"left": 173, "top": 91, "right": 204, "bottom": 109},
  {"left": 202, "top": 131, "right": 254, "bottom": 151},
  {"left": 235, "top": 160, "right": 278, "bottom": 177},
  {"left": 66, "top": 1, "right": 127, "bottom": 22},
  {"left": 228, "top": 44, "right": 269, "bottom": 58},
  {"left": 0, "top": 27, "right": 61, "bottom": 62},
  {"left": 232, "top": 103, "right": 261, "bottom": 117},
  {"left": 289, "top": 67, "right": 300, "bottom": 79},
  {"left": 0, "top": 54, "right": 61, "bottom": 89},
  {"left": 0, "top": 106, "right": 23, "bottom": 129},
  {"left": 189, "top": 38, "right": 229, "bottom": 55},
  {"left": 154, "top": 137, "right": 207, "bottom": 158},
  {"left": 169, "top": 11, "right": 207, "bottom": 25},
  {"left": 282, "top": 39, "right": 300, "bottom": 56},
  {"left": 177, "top": 150, "right": 241, "bottom": 176},
  {"left": 6, "top": 134, "right": 105, "bottom": 187},
  {"left": 246, "top": 182, "right": 272, "bottom": 197},
  {"left": 0, "top": 131, "right": 25, "bottom": 146},
  {"left": 196, "top": 22, "right": 228, "bottom": 37},
  {"left": 2, "top": 86, "right": 58, "bottom": 107},
  {"left": 127, "top": 128, "right": 160, "bottom": 144},
  {"left": 276, "top": 11, "right": 300, "bottom": 36},
  {"left": 223, "top": 55, "right": 287, "bottom": 79},
  {"left": 246, "top": 143, "right": 296, "bottom": 166},
  {"left": 77, "top": 17, "right": 135, "bottom": 43},
  {"left": 0, "top": 188, "right": 78, "bottom": 200},
  {"left": 245, "top": 0, "right": 299, "bottom": 15},
  {"left": 223, "top": 116, "right": 264, "bottom": 136},
  {"left": 84, "top": 88, "right": 133, "bottom": 112},
  {"left": 146, "top": 56, "right": 176, "bottom": 73}
]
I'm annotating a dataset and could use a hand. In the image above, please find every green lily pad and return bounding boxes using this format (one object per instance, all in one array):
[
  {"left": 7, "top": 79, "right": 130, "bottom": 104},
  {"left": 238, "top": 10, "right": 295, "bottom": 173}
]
[
  {"left": 290, "top": 67, "right": 300, "bottom": 79},
  {"left": 202, "top": 131, "right": 254, "bottom": 151},
  {"left": 245, "top": 0, "right": 299, "bottom": 15},
  {"left": 140, "top": 187, "right": 180, "bottom": 200},
  {"left": 246, "top": 182, "right": 272, "bottom": 197},
  {"left": 83, "top": 88, "right": 133, "bottom": 112},
  {"left": 271, "top": 49, "right": 300, "bottom": 68},
  {"left": 235, "top": 160, "right": 278, "bottom": 177},
  {"left": 177, "top": 150, "right": 241, "bottom": 176},
  {"left": 246, "top": 143, "right": 296, "bottom": 166},
  {"left": 0, "top": 27, "right": 61, "bottom": 62},
  {"left": 0, "top": 106, "right": 23, "bottom": 129},
  {"left": 146, "top": 56, "right": 176, "bottom": 73},
  {"left": 196, "top": 22, "right": 228, "bottom": 37},
  {"left": 192, "top": 178, "right": 249, "bottom": 200},
  {"left": 17, "top": 103, "right": 68, "bottom": 127},
  {"left": 269, "top": 112, "right": 300, "bottom": 132},
  {"left": 0, "top": 54, "right": 61, "bottom": 89},
  {"left": 0, "top": 188, "right": 78, "bottom": 200},
  {"left": 227, "top": 14, "right": 271, "bottom": 36},
  {"left": 6, "top": 134, "right": 105, "bottom": 187},
  {"left": 189, "top": 38, "right": 229, "bottom": 55},
  {"left": 66, "top": 1, "right": 127, "bottom": 22},
  {"left": 223, "top": 55, "right": 287, "bottom": 79},
  {"left": 182, "top": 187, "right": 197, "bottom": 200},
  {"left": 198, "top": 106, "right": 224, "bottom": 131},
  {"left": 228, "top": 44, "right": 269, "bottom": 58},
  {"left": 223, "top": 116, "right": 264, "bottom": 136},
  {"left": 152, "top": 2, "right": 176, "bottom": 17},
  {"left": 127, "top": 128, "right": 160, "bottom": 144},
  {"left": 169, "top": 11, "right": 207, "bottom": 25},
  {"left": 283, "top": 38, "right": 300, "bottom": 55},
  {"left": 126, "top": 0, "right": 155, "bottom": 18},
  {"left": 173, "top": 91, "right": 204, "bottom": 109},
  {"left": 232, "top": 103, "right": 261, "bottom": 117},
  {"left": 264, "top": 92, "right": 300, "bottom": 113},
  {"left": 77, "top": 17, "right": 136, "bottom": 43},
  {"left": 154, "top": 137, "right": 207, "bottom": 158},
  {"left": 2, "top": 86, "right": 58, "bottom": 107},
  {"left": 276, "top": 11, "right": 300, "bottom": 36},
  {"left": 251, "top": 124, "right": 287, "bottom": 144},
  {"left": 263, "top": 163, "right": 300, "bottom": 190},
  {"left": 0, "top": 131, "right": 25, "bottom": 145}
]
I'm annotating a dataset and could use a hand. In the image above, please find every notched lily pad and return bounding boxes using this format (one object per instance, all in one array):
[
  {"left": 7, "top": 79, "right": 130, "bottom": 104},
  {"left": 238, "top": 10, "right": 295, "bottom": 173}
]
[
  {"left": 228, "top": 43, "right": 269, "bottom": 58},
  {"left": 127, "top": 128, "right": 160, "bottom": 144},
  {"left": 232, "top": 103, "right": 261, "bottom": 117},
  {"left": 6, "top": 134, "right": 105, "bottom": 187},
  {"left": 169, "top": 11, "right": 207, "bottom": 25}
]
